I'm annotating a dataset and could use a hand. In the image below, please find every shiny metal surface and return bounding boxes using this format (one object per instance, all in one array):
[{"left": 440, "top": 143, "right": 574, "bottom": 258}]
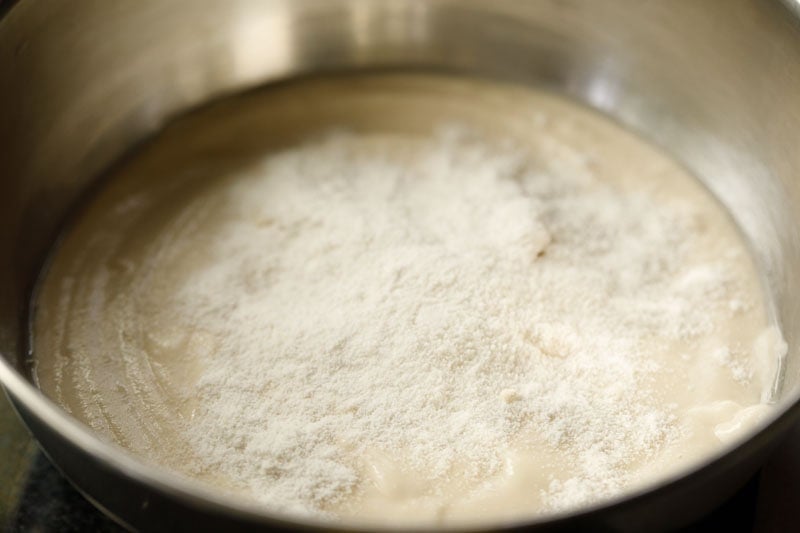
[{"left": 1, "top": 0, "right": 800, "bottom": 531}]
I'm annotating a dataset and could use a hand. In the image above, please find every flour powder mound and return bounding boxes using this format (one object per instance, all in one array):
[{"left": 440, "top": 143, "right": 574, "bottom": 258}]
[{"left": 139, "top": 127, "right": 755, "bottom": 517}]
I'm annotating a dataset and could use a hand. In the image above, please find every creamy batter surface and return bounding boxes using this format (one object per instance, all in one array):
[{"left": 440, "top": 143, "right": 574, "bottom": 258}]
[{"left": 33, "top": 74, "right": 785, "bottom": 526}]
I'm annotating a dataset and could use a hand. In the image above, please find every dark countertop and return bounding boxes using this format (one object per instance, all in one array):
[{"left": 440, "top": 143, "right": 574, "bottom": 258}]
[
  {"left": 0, "top": 392, "right": 39, "bottom": 529},
  {"left": 0, "top": 393, "right": 123, "bottom": 532},
  {"left": 1, "top": 390, "right": 797, "bottom": 533}
]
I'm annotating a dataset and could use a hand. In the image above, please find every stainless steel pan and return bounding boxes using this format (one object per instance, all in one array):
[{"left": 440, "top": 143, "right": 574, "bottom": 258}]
[{"left": 1, "top": 1, "right": 800, "bottom": 531}]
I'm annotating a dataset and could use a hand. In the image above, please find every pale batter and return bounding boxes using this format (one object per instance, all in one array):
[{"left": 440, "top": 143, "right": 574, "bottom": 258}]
[{"left": 33, "top": 74, "right": 785, "bottom": 526}]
